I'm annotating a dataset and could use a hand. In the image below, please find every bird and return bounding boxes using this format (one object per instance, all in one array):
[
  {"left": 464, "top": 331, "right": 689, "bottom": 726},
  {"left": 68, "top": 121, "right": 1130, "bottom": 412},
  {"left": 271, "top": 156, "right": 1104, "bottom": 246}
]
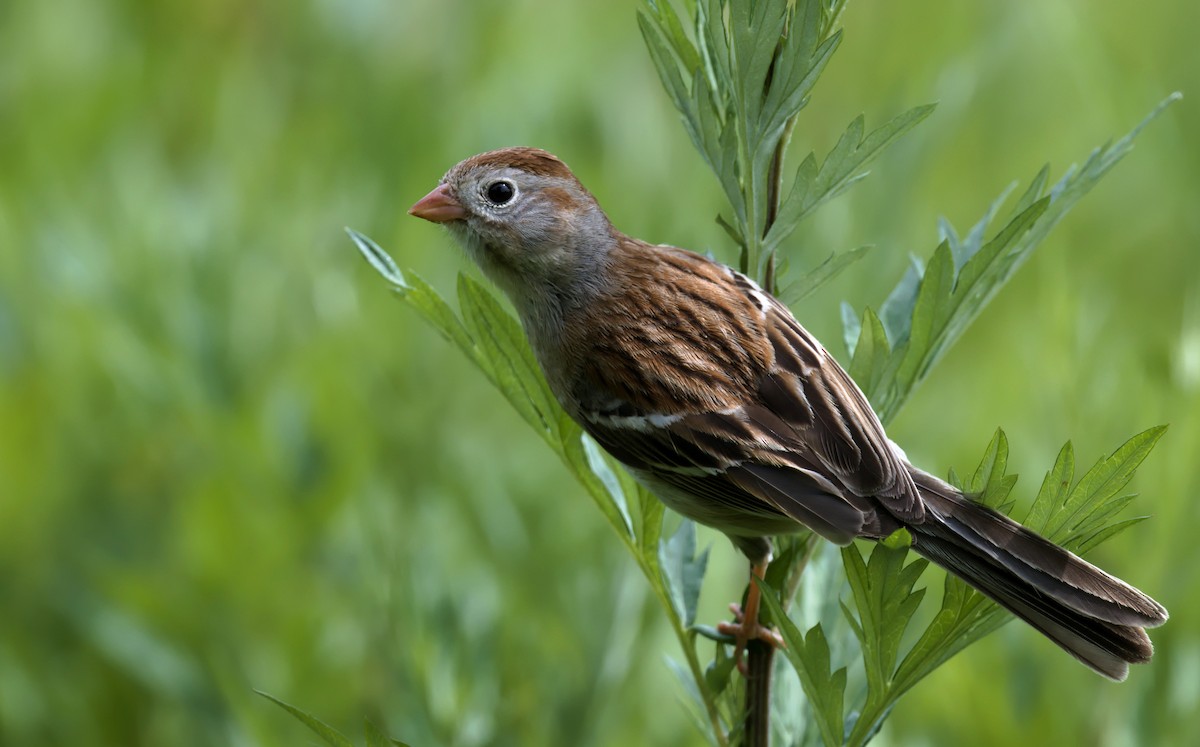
[{"left": 407, "top": 146, "right": 1167, "bottom": 680}]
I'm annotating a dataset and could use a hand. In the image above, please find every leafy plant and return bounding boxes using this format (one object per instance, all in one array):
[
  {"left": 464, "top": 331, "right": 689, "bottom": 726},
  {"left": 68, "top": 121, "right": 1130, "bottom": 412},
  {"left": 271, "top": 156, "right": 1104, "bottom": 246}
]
[{"left": 330, "top": 1, "right": 1177, "bottom": 745}]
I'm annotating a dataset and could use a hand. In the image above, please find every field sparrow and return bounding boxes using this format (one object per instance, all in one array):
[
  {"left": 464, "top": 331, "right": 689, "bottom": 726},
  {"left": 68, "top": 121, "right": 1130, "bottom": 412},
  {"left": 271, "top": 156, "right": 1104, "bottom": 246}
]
[{"left": 409, "top": 146, "right": 1167, "bottom": 680}]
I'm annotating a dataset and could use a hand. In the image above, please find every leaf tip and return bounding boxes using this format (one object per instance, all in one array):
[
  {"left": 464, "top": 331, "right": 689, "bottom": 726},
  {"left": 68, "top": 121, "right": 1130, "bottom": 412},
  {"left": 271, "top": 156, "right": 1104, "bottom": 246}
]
[
  {"left": 882, "top": 527, "right": 913, "bottom": 549},
  {"left": 346, "top": 227, "right": 409, "bottom": 289}
]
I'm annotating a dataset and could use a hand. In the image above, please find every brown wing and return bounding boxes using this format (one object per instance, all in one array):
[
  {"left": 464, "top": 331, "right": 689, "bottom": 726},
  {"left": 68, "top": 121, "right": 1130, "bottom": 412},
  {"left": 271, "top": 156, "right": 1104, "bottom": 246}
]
[
  {"left": 750, "top": 281, "right": 923, "bottom": 522},
  {"left": 582, "top": 411, "right": 869, "bottom": 545},
  {"left": 567, "top": 240, "right": 920, "bottom": 543}
]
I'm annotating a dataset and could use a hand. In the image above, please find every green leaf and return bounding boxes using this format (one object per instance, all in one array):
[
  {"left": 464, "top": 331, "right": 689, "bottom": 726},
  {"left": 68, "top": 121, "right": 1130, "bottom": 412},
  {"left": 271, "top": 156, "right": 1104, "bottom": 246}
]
[
  {"left": 846, "top": 307, "right": 893, "bottom": 402},
  {"left": 920, "top": 198, "right": 1047, "bottom": 366},
  {"left": 885, "top": 424, "right": 1163, "bottom": 707},
  {"left": 990, "top": 93, "right": 1181, "bottom": 290},
  {"left": 365, "top": 719, "right": 411, "bottom": 747},
  {"left": 644, "top": 0, "right": 701, "bottom": 73},
  {"left": 346, "top": 228, "right": 408, "bottom": 289},
  {"left": 704, "top": 642, "right": 738, "bottom": 696},
  {"left": 457, "top": 275, "right": 561, "bottom": 443},
  {"left": 766, "top": 104, "right": 935, "bottom": 254},
  {"left": 963, "top": 428, "right": 1005, "bottom": 493},
  {"left": 939, "top": 181, "right": 1017, "bottom": 271},
  {"left": 756, "top": 580, "right": 847, "bottom": 747},
  {"left": 1026, "top": 439, "right": 1075, "bottom": 533},
  {"left": 347, "top": 230, "right": 479, "bottom": 364},
  {"left": 1074, "top": 516, "right": 1150, "bottom": 555},
  {"left": 1029, "top": 426, "right": 1167, "bottom": 545},
  {"left": 888, "top": 572, "right": 1006, "bottom": 699},
  {"left": 841, "top": 300, "right": 862, "bottom": 358},
  {"left": 1070, "top": 493, "right": 1137, "bottom": 538},
  {"left": 963, "top": 428, "right": 1018, "bottom": 512},
  {"left": 881, "top": 526, "right": 913, "bottom": 550},
  {"left": 637, "top": 482, "right": 667, "bottom": 563},
  {"left": 715, "top": 212, "right": 746, "bottom": 250},
  {"left": 402, "top": 273, "right": 481, "bottom": 362},
  {"left": 580, "top": 435, "right": 635, "bottom": 540},
  {"left": 758, "top": 13, "right": 841, "bottom": 160},
  {"left": 561, "top": 431, "right": 639, "bottom": 545},
  {"left": 840, "top": 538, "right": 927, "bottom": 705},
  {"left": 780, "top": 245, "right": 870, "bottom": 305},
  {"left": 729, "top": 0, "right": 787, "bottom": 133},
  {"left": 836, "top": 432, "right": 1023, "bottom": 737},
  {"left": 866, "top": 198, "right": 1048, "bottom": 422},
  {"left": 753, "top": 25, "right": 840, "bottom": 186},
  {"left": 659, "top": 520, "right": 709, "bottom": 627},
  {"left": 863, "top": 94, "right": 1179, "bottom": 423},
  {"left": 876, "top": 257, "right": 923, "bottom": 350},
  {"left": 256, "top": 690, "right": 355, "bottom": 747},
  {"left": 638, "top": 10, "right": 694, "bottom": 127}
]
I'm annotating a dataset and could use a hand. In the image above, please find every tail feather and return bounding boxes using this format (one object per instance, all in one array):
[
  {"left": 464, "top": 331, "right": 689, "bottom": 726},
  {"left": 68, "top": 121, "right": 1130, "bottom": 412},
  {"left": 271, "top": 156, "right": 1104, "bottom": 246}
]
[{"left": 907, "top": 469, "right": 1167, "bottom": 680}]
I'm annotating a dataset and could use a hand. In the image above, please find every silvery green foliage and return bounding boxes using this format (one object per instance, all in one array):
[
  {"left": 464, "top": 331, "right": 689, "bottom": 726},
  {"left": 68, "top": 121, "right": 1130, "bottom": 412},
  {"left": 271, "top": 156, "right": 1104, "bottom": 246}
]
[{"left": 340, "top": 2, "right": 1175, "bottom": 744}]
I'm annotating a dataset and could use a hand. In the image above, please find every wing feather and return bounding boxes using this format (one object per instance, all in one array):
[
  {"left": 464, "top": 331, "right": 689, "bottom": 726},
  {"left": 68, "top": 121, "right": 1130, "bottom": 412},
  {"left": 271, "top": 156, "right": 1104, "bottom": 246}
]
[
  {"left": 758, "top": 297, "right": 924, "bottom": 521},
  {"left": 568, "top": 243, "right": 922, "bottom": 543}
]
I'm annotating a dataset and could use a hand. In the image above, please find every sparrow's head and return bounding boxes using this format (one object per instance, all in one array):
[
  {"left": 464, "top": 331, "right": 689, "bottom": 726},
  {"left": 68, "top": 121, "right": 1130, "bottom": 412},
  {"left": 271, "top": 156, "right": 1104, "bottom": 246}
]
[{"left": 409, "top": 147, "right": 616, "bottom": 307}]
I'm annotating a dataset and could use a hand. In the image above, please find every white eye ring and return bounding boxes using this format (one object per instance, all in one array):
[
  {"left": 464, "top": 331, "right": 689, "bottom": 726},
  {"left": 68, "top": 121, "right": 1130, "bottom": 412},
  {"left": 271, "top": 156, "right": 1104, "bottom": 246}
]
[{"left": 483, "top": 179, "right": 517, "bottom": 206}]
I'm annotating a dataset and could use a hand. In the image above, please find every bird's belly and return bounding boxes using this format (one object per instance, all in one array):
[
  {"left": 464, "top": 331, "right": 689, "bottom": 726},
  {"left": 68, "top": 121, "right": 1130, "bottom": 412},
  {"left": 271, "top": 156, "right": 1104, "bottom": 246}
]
[{"left": 628, "top": 468, "right": 800, "bottom": 539}]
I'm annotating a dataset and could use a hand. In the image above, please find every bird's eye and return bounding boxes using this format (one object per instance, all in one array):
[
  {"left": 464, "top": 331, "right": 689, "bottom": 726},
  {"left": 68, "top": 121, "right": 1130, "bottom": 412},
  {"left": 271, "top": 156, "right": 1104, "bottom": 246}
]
[{"left": 485, "top": 180, "right": 515, "bottom": 206}]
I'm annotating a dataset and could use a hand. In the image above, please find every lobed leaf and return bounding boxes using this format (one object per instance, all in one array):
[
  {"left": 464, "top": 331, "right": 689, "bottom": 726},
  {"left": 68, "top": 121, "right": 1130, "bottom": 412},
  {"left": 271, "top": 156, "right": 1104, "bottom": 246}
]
[
  {"left": 849, "top": 95, "right": 1179, "bottom": 423},
  {"left": 963, "top": 428, "right": 1018, "bottom": 512},
  {"left": 1073, "top": 516, "right": 1148, "bottom": 555},
  {"left": 756, "top": 581, "right": 847, "bottom": 747},
  {"left": 840, "top": 534, "right": 927, "bottom": 703},
  {"left": 883, "top": 425, "right": 1163, "bottom": 707},
  {"left": 766, "top": 104, "right": 935, "bottom": 255},
  {"left": 1026, "top": 439, "right": 1075, "bottom": 533},
  {"left": 780, "top": 245, "right": 871, "bottom": 305},
  {"left": 757, "top": 0, "right": 834, "bottom": 157},
  {"left": 883, "top": 456, "right": 1010, "bottom": 699},
  {"left": 1028, "top": 425, "right": 1167, "bottom": 545},
  {"left": 644, "top": 0, "right": 702, "bottom": 73},
  {"left": 888, "top": 575, "right": 1006, "bottom": 700},
  {"left": 728, "top": 0, "right": 787, "bottom": 134}
]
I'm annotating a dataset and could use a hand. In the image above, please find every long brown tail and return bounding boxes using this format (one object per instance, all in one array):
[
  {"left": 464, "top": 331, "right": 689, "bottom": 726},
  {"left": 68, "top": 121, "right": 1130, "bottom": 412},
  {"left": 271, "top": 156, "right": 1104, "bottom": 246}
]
[{"left": 906, "top": 469, "right": 1168, "bottom": 680}]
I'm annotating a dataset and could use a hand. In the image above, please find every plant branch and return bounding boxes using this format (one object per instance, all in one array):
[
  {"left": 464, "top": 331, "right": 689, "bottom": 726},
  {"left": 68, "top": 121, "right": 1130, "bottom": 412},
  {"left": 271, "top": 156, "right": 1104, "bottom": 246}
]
[
  {"left": 742, "top": 67, "right": 798, "bottom": 747},
  {"left": 762, "top": 112, "right": 797, "bottom": 295}
]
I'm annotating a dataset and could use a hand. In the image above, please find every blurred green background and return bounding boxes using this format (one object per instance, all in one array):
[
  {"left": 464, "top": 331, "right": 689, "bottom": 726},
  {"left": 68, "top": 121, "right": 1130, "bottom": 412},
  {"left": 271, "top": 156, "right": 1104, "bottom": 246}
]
[{"left": 1, "top": 1, "right": 1197, "bottom": 745}]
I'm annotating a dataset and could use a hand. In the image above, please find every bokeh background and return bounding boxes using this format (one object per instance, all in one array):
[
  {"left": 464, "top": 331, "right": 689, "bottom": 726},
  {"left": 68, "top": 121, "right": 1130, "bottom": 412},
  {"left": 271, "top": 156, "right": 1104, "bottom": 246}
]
[{"left": 1, "top": 1, "right": 1197, "bottom": 745}]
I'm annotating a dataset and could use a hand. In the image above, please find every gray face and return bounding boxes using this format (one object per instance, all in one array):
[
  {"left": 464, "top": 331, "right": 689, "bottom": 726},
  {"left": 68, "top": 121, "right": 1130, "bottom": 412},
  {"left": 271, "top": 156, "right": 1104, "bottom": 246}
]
[{"left": 443, "top": 162, "right": 614, "bottom": 309}]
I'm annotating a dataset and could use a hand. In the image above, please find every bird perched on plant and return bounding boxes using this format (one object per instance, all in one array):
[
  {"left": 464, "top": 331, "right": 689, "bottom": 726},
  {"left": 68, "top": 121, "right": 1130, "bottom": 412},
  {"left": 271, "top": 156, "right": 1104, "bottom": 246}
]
[{"left": 408, "top": 146, "right": 1167, "bottom": 680}]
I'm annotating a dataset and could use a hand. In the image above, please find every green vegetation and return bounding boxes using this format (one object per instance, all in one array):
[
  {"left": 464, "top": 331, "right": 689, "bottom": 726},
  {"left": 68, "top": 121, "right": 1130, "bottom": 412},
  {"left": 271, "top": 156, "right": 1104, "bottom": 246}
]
[{"left": 1, "top": 1, "right": 1196, "bottom": 746}]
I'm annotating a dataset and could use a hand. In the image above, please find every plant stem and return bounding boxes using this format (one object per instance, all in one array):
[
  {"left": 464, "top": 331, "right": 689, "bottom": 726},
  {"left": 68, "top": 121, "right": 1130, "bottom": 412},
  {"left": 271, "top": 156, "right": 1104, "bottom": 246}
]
[
  {"left": 762, "top": 114, "right": 796, "bottom": 295},
  {"left": 742, "top": 641, "right": 773, "bottom": 746},
  {"left": 741, "top": 44, "right": 802, "bottom": 742}
]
